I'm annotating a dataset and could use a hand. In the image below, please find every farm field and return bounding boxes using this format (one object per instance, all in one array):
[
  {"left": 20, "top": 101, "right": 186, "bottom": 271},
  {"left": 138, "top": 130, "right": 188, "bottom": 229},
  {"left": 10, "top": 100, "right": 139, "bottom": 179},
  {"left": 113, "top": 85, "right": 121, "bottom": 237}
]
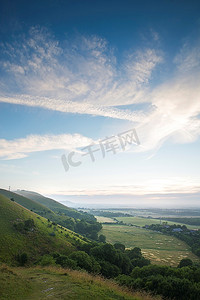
[
  {"left": 95, "top": 216, "right": 117, "bottom": 223},
  {"left": 116, "top": 216, "right": 200, "bottom": 230},
  {"left": 100, "top": 224, "right": 200, "bottom": 267}
]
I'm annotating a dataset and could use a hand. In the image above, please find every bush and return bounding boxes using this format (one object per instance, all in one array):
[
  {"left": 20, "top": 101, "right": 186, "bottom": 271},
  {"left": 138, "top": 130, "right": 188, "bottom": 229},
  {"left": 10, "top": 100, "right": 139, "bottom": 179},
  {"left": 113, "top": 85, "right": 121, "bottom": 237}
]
[
  {"left": 114, "top": 243, "right": 125, "bottom": 252},
  {"left": 55, "top": 255, "right": 77, "bottom": 269},
  {"left": 39, "top": 255, "right": 56, "bottom": 266},
  {"left": 99, "top": 234, "right": 106, "bottom": 243},
  {"left": 49, "top": 232, "right": 56, "bottom": 237},
  {"left": 69, "top": 251, "right": 100, "bottom": 273},
  {"left": 16, "top": 253, "right": 28, "bottom": 266},
  {"left": 178, "top": 258, "right": 193, "bottom": 268}
]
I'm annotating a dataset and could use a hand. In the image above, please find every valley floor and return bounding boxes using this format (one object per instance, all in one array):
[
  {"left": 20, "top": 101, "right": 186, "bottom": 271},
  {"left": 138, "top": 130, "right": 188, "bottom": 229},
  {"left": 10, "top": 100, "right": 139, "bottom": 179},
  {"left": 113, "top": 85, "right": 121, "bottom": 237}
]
[{"left": 100, "top": 224, "right": 200, "bottom": 266}]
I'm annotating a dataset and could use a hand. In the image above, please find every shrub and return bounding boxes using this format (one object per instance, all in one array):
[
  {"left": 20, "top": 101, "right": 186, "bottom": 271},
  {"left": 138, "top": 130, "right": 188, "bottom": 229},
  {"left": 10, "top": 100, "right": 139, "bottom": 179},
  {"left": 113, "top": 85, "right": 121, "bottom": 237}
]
[
  {"left": 178, "top": 258, "right": 193, "bottom": 268},
  {"left": 39, "top": 255, "right": 56, "bottom": 266},
  {"left": 16, "top": 253, "right": 28, "bottom": 266}
]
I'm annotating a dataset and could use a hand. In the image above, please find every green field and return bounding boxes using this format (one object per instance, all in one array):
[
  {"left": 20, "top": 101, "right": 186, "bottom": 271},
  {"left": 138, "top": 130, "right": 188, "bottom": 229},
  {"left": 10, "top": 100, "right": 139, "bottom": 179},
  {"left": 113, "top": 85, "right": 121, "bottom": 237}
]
[
  {"left": 0, "top": 265, "right": 157, "bottom": 300},
  {"left": 100, "top": 224, "right": 200, "bottom": 267},
  {"left": 95, "top": 216, "right": 117, "bottom": 223},
  {"left": 116, "top": 216, "right": 200, "bottom": 229}
]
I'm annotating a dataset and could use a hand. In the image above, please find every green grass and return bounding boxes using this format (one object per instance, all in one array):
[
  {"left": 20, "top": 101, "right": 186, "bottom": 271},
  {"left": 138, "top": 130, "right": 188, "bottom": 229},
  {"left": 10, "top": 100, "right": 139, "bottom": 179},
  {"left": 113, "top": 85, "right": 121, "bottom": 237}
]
[
  {"left": 95, "top": 216, "right": 117, "bottom": 223},
  {"left": 0, "top": 194, "right": 87, "bottom": 264},
  {"left": 100, "top": 224, "right": 200, "bottom": 267},
  {"left": 0, "top": 265, "right": 158, "bottom": 300},
  {"left": 116, "top": 216, "right": 200, "bottom": 229},
  {"left": 0, "top": 189, "right": 52, "bottom": 215},
  {"left": 15, "top": 190, "right": 85, "bottom": 218}
]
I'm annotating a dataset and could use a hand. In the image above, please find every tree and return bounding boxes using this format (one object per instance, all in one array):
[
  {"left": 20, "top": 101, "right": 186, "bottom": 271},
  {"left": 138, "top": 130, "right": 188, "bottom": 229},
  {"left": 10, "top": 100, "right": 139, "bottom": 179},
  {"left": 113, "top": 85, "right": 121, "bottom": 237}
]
[
  {"left": 69, "top": 251, "right": 100, "bottom": 273},
  {"left": 91, "top": 243, "right": 117, "bottom": 264},
  {"left": 178, "top": 258, "right": 193, "bottom": 268},
  {"left": 114, "top": 243, "right": 125, "bottom": 252},
  {"left": 98, "top": 260, "right": 120, "bottom": 278},
  {"left": 131, "top": 257, "right": 150, "bottom": 268},
  {"left": 99, "top": 234, "right": 106, "bottom": 243},
  {"left": 126, "top": 247, "right": 142, "bottom": 259}
]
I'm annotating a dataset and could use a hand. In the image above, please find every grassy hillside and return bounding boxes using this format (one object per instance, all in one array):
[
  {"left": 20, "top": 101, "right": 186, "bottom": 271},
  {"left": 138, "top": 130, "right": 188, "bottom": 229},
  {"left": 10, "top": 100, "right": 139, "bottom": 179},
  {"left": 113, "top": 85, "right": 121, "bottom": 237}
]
[
  {"left": 0, "top": 194, "right": 87, "bottom": 265},
  {"left": 100, "top": 224, "right": 200, "bottom": 267},
  {"left": 0, "top": 265, "right": 158, "bottom": 300},
  {"left": 0, "top": 189, "right": 52, "bottom": 216},
  {"left": 0, "top": 189, "right": 102, "bottom": 239},
  {"left": 15, "top": 190, "right": 95, "bottom": 222},
  {"left": 0, "top": 189, "right": 77, "bottom": 232}
]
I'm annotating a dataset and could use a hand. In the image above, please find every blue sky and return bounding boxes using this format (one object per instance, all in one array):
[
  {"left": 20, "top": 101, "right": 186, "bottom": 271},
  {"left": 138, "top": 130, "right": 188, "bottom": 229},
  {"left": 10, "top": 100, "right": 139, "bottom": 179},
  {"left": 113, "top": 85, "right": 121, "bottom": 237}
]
[{"left": 0, "top": 0, "right": 200, "bottom": 207}]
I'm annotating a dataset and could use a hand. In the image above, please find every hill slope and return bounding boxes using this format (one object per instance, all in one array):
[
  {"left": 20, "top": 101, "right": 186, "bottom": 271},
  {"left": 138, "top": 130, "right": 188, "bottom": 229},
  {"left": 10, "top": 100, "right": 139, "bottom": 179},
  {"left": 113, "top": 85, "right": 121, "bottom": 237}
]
[
  {"left": 15, "top": 190, "right": 94, "bottom": 221},
  {"left": 0, "top": 194, "right": 87, "bottom": 265},
  {"left": 0, "top": 189, "right": 53, "bottom": 216},
  {"left": 0, "top": 189, "right": 102, "bottom": 238}
]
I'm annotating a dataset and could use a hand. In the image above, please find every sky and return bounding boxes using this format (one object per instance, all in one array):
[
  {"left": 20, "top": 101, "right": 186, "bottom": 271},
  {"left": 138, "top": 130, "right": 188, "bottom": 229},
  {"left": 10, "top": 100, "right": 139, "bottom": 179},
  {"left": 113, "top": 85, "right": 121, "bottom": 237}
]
[{"left": 0, "top": 0, "right": 200, "bottom": 208}]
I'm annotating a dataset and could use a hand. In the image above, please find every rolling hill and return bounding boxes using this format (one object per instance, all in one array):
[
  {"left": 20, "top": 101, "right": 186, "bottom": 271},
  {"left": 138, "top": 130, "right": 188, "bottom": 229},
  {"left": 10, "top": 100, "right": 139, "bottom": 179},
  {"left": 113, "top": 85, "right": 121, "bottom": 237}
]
[
  {"left": 15, "top": 189, "right": 94, "bottom": 221},
  {"left": 0, "top": 189, "right": 102, "bottom": 239},
  {"left": 0, "top": 189, "right": 53, "bottom": 216},
  {"left": 0, "top": 194, "right": 87, "bottom": 265}
]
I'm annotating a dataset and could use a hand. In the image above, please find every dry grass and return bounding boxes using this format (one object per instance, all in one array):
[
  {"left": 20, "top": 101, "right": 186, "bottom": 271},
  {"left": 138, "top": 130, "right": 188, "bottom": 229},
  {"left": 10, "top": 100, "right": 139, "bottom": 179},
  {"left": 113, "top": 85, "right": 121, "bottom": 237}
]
[{"left": 35, "top": 265, "right": 162, "bottom": 300}]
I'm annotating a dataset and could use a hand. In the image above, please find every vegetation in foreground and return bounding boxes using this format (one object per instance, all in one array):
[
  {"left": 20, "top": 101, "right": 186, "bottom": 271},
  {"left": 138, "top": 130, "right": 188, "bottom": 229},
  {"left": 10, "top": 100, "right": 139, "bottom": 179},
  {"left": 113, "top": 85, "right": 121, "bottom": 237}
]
[
  {"left": 0, "top": 264, "right": 156, "bottom": 300},
  {"left": 117, "top": 263, "right": 200, "bottom": 300}
]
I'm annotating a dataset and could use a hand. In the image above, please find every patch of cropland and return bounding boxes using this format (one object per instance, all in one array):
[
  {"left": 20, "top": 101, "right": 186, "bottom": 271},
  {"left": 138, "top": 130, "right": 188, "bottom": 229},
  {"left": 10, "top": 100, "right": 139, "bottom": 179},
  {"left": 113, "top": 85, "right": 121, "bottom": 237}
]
[
  {"left": 89, "top": 209, "right": 132, "bottom": 218},
  {"left": 95, "top": 216, "right": 117, "bottom": 223},
  {"left": 0, "top": 265, "right": 157, "bottom": 300},
  {"left": 161, "top": 217, "right": 200, "bottom": 226},
  {"left": 0, "top": 189, "right": 102, "bottom": 240},
  {"left": 0, "top": 194, "right": 87, "bottom": 264},
  {"left": 100, "top": 224, "right": 200, "bottom": 266},
  {"left": 116, "top": 216, "right": 200, "bottom": 230},
  {"left": 95, "top": 208, "right": 200, "bottom": 218}
]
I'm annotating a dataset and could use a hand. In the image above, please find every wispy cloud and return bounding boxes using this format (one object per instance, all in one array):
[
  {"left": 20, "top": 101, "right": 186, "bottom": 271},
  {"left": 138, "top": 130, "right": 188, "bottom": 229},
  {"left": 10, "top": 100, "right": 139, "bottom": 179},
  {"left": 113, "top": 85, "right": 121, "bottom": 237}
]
[
  {"left": 0, "top": 133, "right": 94, "bottom": 160},
  {"left": 1, "top": 27, "right": 200, "bottom": 154}
]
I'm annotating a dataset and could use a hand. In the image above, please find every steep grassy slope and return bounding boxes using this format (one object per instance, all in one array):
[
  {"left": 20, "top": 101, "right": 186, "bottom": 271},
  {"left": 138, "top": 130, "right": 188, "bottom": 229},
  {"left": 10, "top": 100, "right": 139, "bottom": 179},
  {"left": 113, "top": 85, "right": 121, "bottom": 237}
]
[
  {"left": 0, "top": 189, "right": 77, "bottom": 231},
  {"left": 0, "top": 189, "right": 102, "bottom": 239},
  {"left": 11, "top": 189, "right": 102, "bottom": 238},
  {"left": 0, "top": 265, "right": 157, "bottom": 300},
  {"left": 0, "top": 189, "right": 52, "bottom": 215},
  {"left": 0, "top": 194, "right": 87, "bottom": 265},
  {"left": 15, "top": 190, "right": 93, "bottom": 221}
]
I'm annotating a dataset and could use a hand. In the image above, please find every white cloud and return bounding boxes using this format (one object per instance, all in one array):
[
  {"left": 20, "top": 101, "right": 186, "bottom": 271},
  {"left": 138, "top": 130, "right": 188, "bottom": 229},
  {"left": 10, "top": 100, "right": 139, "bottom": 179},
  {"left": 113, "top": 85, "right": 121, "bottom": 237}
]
[
  {"left": 0, "top": 27, "right": 161, "bottom": 107},
  {"left": 1, "top": 28, "right": 200, "bottom": 154},
  {"left": 0, "top": 133, "right": 94, "bottom": 160}
]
